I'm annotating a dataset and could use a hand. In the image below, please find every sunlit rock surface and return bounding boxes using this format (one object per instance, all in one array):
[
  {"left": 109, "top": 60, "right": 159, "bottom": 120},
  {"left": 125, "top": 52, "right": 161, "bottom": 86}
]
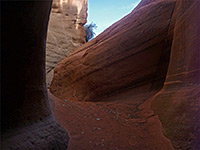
[
  {"left": 46, "top": 0, "right": 88, "bottom": 87},
  {"left": 50, "top": 0, "right": 175, "bottom": 101},
  {"left": 51, "top": 0, "right": 200, "bottom": 149}
]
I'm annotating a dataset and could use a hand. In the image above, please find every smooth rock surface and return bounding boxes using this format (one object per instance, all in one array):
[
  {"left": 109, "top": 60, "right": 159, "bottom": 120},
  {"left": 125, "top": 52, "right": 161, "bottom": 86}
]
[
  {"left": 151, "top": 1, "right": 200, "bottom": 149},
  {"left": 50, "top": 0, "right": 176, "bottom": 101},
  {"left": 51, "top": 0, "right": 200, "bottom": 149}
]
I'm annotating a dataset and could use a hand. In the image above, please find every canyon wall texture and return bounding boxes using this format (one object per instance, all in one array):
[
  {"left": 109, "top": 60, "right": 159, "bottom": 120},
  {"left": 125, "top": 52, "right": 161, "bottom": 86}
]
[
  {"left": 46, "top": 0, "right": 87, "bottom": 87},
  {"left": 151, "top": 1, "right": 200, "bottom": 149},
  {"left": 1, "top": 1, "right": 69, "bottom": 149},
  {"left": 50, "top": 0, "right": 175, "bottom": 101},
  {"left": 50, "top": 0, "right": 200, "bottom": 149}
]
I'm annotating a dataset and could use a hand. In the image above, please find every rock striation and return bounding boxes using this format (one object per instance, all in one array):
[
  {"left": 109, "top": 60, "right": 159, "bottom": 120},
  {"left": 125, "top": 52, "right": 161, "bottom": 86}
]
[
  {"left": 50, "top": 0, "right": 200, "bottom": 149},
  {"left": 50, "top": 0, "right": 175, "bottom": 101},
  {"left": 151, "top": 1, "right": 200, "bottom": 149},
  {"left": 46, "top": 0, "right": 88, "bottom": 87}
]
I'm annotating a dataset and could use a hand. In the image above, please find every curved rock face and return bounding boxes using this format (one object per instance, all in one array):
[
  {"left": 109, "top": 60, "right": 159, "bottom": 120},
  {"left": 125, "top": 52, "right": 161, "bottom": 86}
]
[
  {"left": 50, "top": 0, "right": 176, "bottom": 101},
  {"left": 151, "top": 1, "right": 200, "bottom": 149},
  {"left": 50, "top": 0, "right": 199, "bottom": 149},
  {"left": 1, "top": 1, "right": 69, "bottom": 149},
  {"left": 46, "top": 0, "right": 87, "bottom": 87}
]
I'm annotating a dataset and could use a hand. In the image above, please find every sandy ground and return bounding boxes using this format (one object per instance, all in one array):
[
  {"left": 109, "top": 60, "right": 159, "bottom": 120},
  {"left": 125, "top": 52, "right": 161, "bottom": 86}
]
[{"left": 52, "top": 88, "right": 174, "bottom": 150}]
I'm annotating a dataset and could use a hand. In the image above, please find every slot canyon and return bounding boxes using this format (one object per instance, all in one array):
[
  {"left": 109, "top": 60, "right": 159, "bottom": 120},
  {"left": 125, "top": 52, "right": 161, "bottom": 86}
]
[{"left": 1, "top": 0, "right": 200, "bottom": 149}]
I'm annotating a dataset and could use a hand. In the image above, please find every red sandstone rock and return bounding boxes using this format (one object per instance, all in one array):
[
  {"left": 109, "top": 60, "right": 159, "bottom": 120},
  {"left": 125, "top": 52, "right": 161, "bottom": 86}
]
[
  {"left": 51, "top": 0, "right": 200, "bottom": 149},
  {"left": 151, "top": 1, "right": 200, "bottom": 149},
  {"left": 50, "top": 0, "right": 176, "bottom": 101}
]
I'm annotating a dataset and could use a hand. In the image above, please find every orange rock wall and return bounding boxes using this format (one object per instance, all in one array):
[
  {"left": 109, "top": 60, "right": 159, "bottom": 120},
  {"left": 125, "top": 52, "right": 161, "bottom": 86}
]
[
  {"left": 50, "top": 0, "right": 200, "bottom": 149},
  {"left": 50, "top": 0, "right": 176, "bottom": 101},
  {"left": 151, "top": 1, "right": 200, "bottom": 149}
]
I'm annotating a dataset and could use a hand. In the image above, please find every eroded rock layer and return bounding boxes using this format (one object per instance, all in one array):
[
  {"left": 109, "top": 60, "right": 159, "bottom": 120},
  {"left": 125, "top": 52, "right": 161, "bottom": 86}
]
[
  {"left": 50, "top": 0, "right": 175, "bottom": 101},
  {"left": 151, "top": 1, "right": 200, "bottom": 149},
  {"left": 51, "top": 0, "right": 200, "bottom": 149},
  {"left": 46, "top": 0, "right": 87, "bottom": 86}
]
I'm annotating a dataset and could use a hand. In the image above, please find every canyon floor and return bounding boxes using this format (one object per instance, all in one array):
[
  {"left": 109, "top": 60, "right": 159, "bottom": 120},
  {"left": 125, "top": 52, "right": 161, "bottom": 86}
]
[{"left": 52, "top": 88, "right": 174, "bottom": 150}]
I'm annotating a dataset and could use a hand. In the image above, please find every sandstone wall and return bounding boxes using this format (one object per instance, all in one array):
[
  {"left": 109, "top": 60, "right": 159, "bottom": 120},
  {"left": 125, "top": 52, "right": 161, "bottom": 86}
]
[
  {"left": 151, "top": 1, "right": 200, "bottom": 149},
  {"left": 1, "top": 1, "right": 69, "bottom": 149},
  {"left": 50, "top": 0, "right": 199, "bottom": 149},
  {"left": 46, "top": 0, "right": 87, "bottom": 86},
  {"left": 50, "top": 0, "right": 175, "bottom": 101}
]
